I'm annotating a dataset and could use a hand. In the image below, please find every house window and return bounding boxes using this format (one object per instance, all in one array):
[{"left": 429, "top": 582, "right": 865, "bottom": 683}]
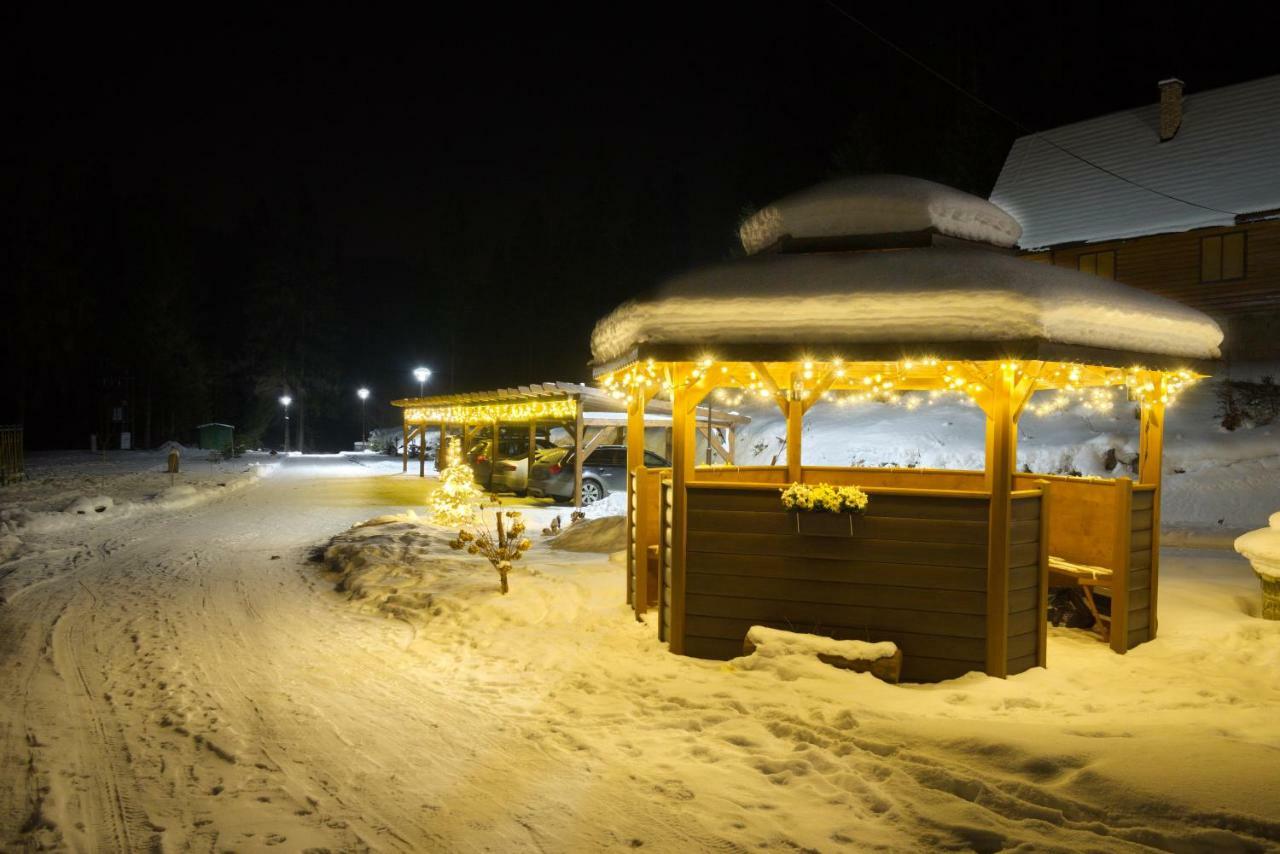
[
  {"left": 1077, "top": 250, "right": 1115, "bottom": 279},
  {"left": 1201, "top": 232, "right": 1246, "bottom": 282}
]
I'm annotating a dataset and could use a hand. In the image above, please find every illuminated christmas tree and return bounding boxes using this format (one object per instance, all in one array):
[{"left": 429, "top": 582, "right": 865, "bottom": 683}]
[{"left": 429, "top": 437, "right": 485, "bottom": 527}]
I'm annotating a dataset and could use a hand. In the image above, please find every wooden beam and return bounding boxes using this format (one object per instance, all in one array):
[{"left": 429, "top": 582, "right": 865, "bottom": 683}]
[
  {"left": 1139, "top": 375, "right": 1166, "bottom": 640},
  {"left": 402, "top": 413, "right": 409, "bottom": 472},
  {"left": 984, "top": 363, "right": 1015, "bottom": 677},
  {"left": 573, "top": 399, "right": 585, "bottom": 508},
  {"left": 785, "top": 394, "right": 803, "bottom": 483},
  {"left": 418, "top": 425, "right": 426, "bottom": 478},
  {"left": 1109, "top": 477, "right": 1134, "bottom": 654},
  {"left": 627, "top": 393, "right": 647, "bottom": 612},
  {"left": 750, "top": 361, "right": 789, "bottom": 417},
  {"left": 527, "top": 419, "right": 537, "bottom": 497},
  {"left": 1037, "top": 480, "right": 1051, "bottom": 668},
  {"left": 697, "top": 426, "right": 731, "bottom": 464},
  {"left": 489, "top": 419, "right": 500, "bottom": 490},
  {"left": 669, "top": 369, "right": 693, "bottom": 653}
]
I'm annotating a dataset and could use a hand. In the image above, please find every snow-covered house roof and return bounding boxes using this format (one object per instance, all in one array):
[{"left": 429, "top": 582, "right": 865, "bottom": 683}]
[
  {"left": 990, "top": 75, "right": 1280, "bottom": 250},
  {"left": 591, "top": 177, "right": 1223, "bottom": 366}
]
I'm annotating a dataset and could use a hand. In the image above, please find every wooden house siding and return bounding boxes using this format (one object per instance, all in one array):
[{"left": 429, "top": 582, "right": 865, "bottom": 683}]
[
  {"left": 1024, "top": 218, "right": 1280, "bottom": 315},
  {"left": 678, "top": 485, "right": 1044, "bottom": 683}
]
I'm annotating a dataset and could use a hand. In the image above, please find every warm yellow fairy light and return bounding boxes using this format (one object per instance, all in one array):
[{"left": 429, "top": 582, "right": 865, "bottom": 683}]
[{"left": 404, "top": 397, "right": 579, "bottom": 424}]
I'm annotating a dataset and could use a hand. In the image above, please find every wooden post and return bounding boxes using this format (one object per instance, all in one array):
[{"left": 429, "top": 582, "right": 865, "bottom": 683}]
[
  {"left": 627, "top": 393, "right": 648, "bottom": 610},
  {"left": 669, "top": 370, "right": 692, "bottom": 653},
  {"left": 489, "top": 419, "right": 500, "bottom": 490},
  {"left": 984, "top": 364, "right": 1016, "bottom": 678},
  {"left": 728, "top": 425, "right": 736, "bottom": 465},
  {"left": 527, "top": 419, "right": 537, "bottom": 496},
  {"left": 786, "top": 394, "right": 803, "bottom": 483},
  {"left": 1036, "top": 480, "right": 1051, "bottom": 668},
  {"left": 417, "top": 425, "right": 426, "bottom": 478},
  {"left": 1139, "top": 377, "right": 1166, "bottom": 640},
  {"left": 402, "top": 414, "right": 409, "bottom": 472},
  {"left": 573, "top": 399, "right": 585, "bottom": 508},
  {"left": 1110, "top": 477, "right": 1134, "bottom": 653}
]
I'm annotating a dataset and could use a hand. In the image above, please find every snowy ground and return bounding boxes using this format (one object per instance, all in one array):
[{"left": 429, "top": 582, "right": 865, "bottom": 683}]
[{"left": 1, "top": 450, "right": 1277, "bottom": 851}]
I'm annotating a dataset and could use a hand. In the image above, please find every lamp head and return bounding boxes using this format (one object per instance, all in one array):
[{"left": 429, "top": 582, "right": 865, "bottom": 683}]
[
  {"left": 357, "top": 387, "right": 370, "bottom": 401},
  {"left": 279, "top": 395, "right": 292, "bottom": 407},
  {"left": 413, "top": 366, "right": 431, "bottom": 384}
]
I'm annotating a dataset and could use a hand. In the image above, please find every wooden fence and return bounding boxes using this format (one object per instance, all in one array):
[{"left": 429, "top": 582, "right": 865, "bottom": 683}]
[{"left": 0, "top": 426, "right": 23, "bottom": 485}]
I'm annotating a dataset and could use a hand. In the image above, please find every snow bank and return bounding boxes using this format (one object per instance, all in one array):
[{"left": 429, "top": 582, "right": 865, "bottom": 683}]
[
  {"left": 548, "top": 515, "right": 626, "bottom": 553},
  {"left": 743, "top": 625, "right": 897, "bottom": 662},
  {"left": 583, "top": 489, "right": 627, "bottom": 519},
  {"left": 739, "top": 174, "right": 1022, "bottom": 253},
  {"left": 1234, "top": 511, "right": 1280, "bottom": 580},
  {"left": 591, "top": 247, "right": 1222, "bottom": 364}
]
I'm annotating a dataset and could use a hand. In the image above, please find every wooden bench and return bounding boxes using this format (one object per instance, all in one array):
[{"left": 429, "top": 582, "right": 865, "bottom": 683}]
[{"left": 1048, "top": 556, "right": 1114, "bottom": 640}]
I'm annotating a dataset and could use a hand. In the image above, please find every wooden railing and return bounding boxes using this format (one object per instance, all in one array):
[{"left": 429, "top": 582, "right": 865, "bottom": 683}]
[{"left": 0, "top": 426, "right": 22, "bottom": 486}]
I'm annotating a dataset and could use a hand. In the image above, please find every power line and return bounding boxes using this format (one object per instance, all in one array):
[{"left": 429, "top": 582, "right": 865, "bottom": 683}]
[{"left": 820, "top": 0, "right": 1242, "bottom": 217}]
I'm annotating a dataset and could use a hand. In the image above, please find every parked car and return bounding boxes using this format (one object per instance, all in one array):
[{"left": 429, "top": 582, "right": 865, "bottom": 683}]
[
  {"left": 466, "top": 433, "right": 556, "bottom": 494},
  {"left": 527, "top": 445, "right": 669, "bottom": 504}
]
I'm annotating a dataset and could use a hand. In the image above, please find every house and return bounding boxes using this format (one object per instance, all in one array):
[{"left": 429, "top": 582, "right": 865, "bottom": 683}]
[{"left": 990, "top": 75, "right": 1280, "bottom": 360}]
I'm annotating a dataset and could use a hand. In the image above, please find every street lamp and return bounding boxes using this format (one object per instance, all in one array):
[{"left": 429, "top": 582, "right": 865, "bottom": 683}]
[
  {"left": 413, "top": 366, "right": 432, "bottom": 397},
  {"left": 280, "top": 395, "right": 292, "bottom": 453},
  {"left": 357, "top": 387, "right": 370, "bottom": 448}
]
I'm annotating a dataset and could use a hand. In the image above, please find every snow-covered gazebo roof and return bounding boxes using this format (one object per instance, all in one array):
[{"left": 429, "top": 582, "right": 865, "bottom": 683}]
[{"left": 591, "top": 175, "right": 1222, "bottom": 369}]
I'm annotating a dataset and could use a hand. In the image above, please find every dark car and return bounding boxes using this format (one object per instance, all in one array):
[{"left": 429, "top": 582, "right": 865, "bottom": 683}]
[{"left": 527, "top": 445, "right": 669, "bottom": 504}]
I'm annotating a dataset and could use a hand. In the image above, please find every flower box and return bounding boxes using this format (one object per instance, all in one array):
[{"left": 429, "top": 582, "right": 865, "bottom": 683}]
[{"left": 795, "top": 511, "right": 853, "bottom": 537}]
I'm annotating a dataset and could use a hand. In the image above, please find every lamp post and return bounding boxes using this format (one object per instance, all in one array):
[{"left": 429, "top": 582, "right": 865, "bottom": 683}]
[
  {"left": 357, "top": 387, "right": 370, "bottom": 449},
  {"left": 413, "top": 366, "right": 431, "bottom": 398},
  {"left": 280, "top": 395, "right": 292, "bottom": 453}
]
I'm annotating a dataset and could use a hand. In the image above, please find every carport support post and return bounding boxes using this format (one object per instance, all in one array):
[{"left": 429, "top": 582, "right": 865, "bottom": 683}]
[
  {"left": 573, "top": 398, "right": 584, "bottom": 508},
  {"left": 983, "top": 364, "right": 1016, "bottom": 678},
  {"left": 401, "top": 414, "right": 409, "bottom": 472},
  {"left": 490, "top": 419, "right": 500, "bottom": 490},
  {"left": 439, "top": 421, "right": 447, "bottom": 468},
  {"left": 1139, "top": 375, "right": 1166, "bottom": 639},
  {"left": 527, "top": 419, "right": 537, "bottom": 493},
  {"left": 418, "top": 426, "right": 426, "bottom": 478},
  {"left": 627, "top": 390, "right": 648, "bottom": 611}
]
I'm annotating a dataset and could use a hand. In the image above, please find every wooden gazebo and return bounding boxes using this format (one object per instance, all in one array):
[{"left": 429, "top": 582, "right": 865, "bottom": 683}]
[
  {"left": 392, "top": 381, "right": 749, "bottom": 506},
  {"left": 591, "top": 176, "right": 1223, "bottom": 682}
]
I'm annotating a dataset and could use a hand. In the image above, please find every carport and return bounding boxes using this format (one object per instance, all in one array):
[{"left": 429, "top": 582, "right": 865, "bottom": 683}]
[{"left": 392, "top": 382, "right": 749, "bottom": 506}]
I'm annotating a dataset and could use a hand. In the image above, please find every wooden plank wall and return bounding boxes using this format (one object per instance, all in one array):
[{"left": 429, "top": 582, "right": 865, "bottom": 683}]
[
  {"left": 0, "top": 426, "right": 22, "bottom": 486},
  {"left": 1127, "top": 487, "right": 1156, "bottom": 650},
  {"left": 1007, "top": 493, "right": 1044, "bottom": 676},
  {"left": 680, "top": 484, "right": 1022, "bottom": 682},
  {"left": 1012, "top": 474, "right": 1124, "bottom": 569}
]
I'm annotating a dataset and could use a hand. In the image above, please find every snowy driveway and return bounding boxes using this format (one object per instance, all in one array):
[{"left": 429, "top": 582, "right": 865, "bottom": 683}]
[{"left": 2, "top": 456, "right": 1278, "bottom": 852}]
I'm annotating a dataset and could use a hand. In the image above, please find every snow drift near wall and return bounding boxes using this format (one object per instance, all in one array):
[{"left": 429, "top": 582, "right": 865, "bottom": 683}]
[
  {"left": 740, "top": 174, "right": 1022, "bottom": 253},
  {"left": 591, "top": 247, "right": 1224, "bottom": 364}
]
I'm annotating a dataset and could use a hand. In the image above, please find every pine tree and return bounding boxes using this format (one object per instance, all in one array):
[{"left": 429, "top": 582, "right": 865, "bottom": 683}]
[{"left": 429, "top": 437, "right": 485, "bottom": 526}]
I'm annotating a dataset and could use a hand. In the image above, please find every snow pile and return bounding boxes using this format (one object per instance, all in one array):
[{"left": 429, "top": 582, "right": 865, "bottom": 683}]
[
  {"left": 743, "top": 625, "right": 897, "bottom": 662},
  {"left": 548, "top": 515, "right": 626, "bottom": 553},
  {"left": 64, "top": 494, "right": 114, "bottom": 515},
  {"left": 0, "top": 533, "right": 21, "bottom": 564},
  {"left": 321, "top": 513, "right": 619, "bottom": 628},
  {"left": 590, "top": 247, "right": 1223, "bottom": 363},
  {"left": 583, "top": 489, "right": 628, "bottom": 518},
  {"left": 739, "top": 174, "right": 1022, "bottom": 253},
  {"left": 1234, "top": 511, "right": 1280, "bottom": 579},
  {"left": 0, "top": 451, "right": 280, "bottom": 536}
]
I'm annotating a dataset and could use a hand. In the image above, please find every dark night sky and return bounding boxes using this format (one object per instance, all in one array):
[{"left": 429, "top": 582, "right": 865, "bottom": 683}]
[{"left": 5, "top": 3, "right": 1275, "bottom": 449}]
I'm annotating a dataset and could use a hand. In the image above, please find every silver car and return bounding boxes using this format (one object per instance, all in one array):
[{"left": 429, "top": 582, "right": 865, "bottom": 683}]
[{"left": 527, "top": 445, "right": 669, "bottom": 504}]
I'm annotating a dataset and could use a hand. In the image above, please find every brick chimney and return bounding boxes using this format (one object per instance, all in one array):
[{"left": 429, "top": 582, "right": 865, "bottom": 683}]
[{"left": 1158, "top": 78, "right": 1184, "bottom": 141}]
